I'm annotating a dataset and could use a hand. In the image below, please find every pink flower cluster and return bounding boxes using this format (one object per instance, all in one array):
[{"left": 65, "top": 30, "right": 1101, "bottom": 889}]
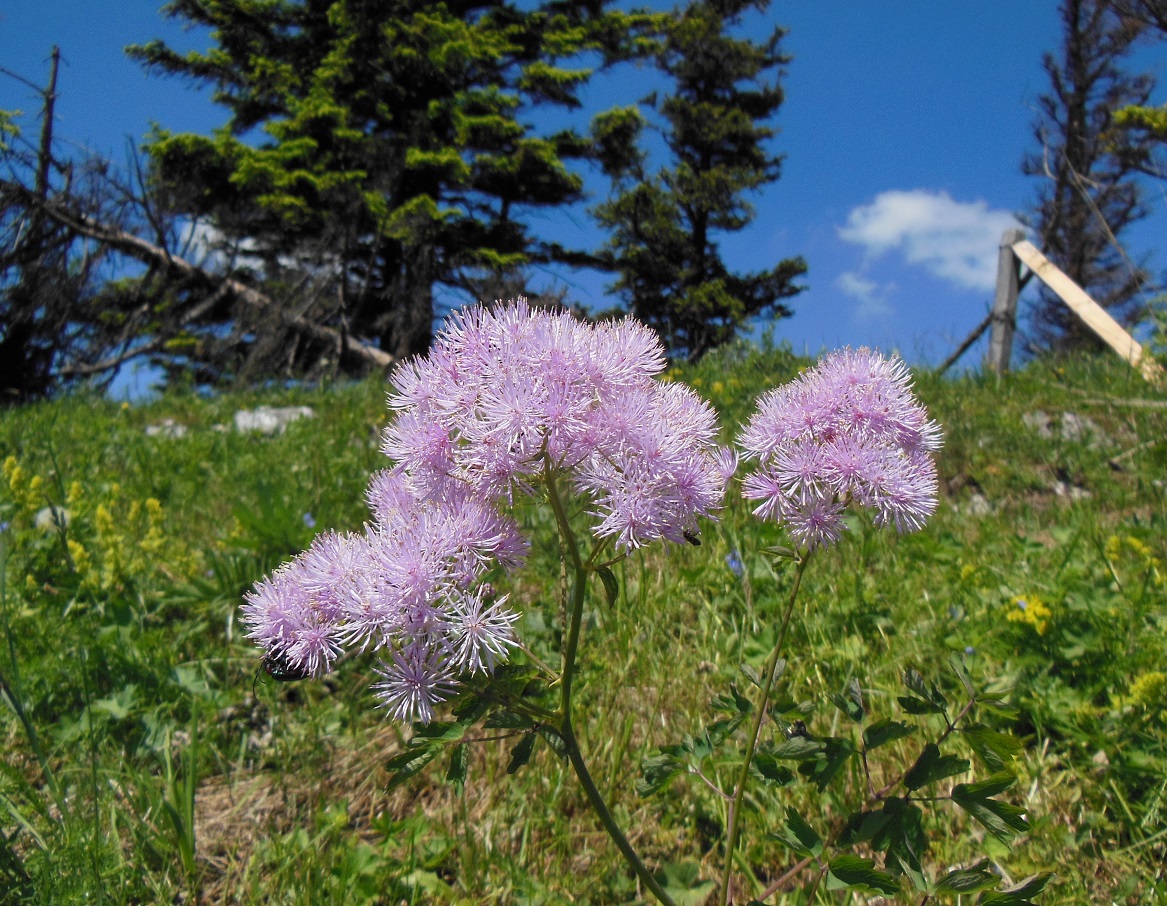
[
  {"left": 738, "top": 347, "right": 942, "bottom": 550},
  {"left": 385, "top": 302, "right": 731, "bottom": 548},
  {"left": 242, "top": 301, "right": 732, "bottom": 723}
]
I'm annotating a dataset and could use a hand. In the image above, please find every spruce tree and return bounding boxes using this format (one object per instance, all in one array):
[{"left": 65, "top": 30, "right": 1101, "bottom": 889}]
[
  {"left": 1109, "top": 0, "right": 1167, "bottom": 162},
  {"left": 591, "top": 0, "right": 805, "bottom": 361},
  {"left": 130, "top": 0, "right": 649, "bottom": 376},
  {"left": 1021, "top": 0, "right": 1156, "bottom": 349}
]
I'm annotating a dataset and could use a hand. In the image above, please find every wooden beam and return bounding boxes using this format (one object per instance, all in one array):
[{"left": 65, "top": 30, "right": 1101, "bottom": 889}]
[
  {"left": 1010, "top": 239, "right": 1163, "bottom": 383},
  {"left": 985, "top": 228, "right": 1027, "bottom": 373}
]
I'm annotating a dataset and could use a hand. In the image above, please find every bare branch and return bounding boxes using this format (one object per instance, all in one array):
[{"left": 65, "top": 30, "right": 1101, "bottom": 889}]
[{"left": 1, "top": 177, "right": 395, "bottom": 372}]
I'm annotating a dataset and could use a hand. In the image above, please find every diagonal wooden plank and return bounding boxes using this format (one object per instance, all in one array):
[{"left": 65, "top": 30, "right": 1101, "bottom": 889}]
[{"left": 1011, "top": 239, "right": 1162, "bottom": 383}]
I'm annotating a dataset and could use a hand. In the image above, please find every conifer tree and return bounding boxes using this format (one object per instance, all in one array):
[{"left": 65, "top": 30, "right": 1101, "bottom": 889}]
[
  {"left": 591, "top": 0, "right": 805, "bottom": 361},
  {"left": 1109, "top": 0, "right": 1167, "bottom": 162},
  {"left": 1022, "top": 0, "right": 1156, "bottom": 349},
  {"left": 130, "top": 0, "right": 651, "bottom": 375}
]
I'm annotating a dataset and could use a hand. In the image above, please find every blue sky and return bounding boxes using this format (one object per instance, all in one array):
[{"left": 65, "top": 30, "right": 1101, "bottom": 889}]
[{"left": 3, "top": 1, "right": 1165, "bottom": 378}]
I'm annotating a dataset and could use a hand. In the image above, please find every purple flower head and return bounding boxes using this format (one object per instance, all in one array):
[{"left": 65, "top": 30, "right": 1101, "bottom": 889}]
[
  {"left": 446, "top": 588, "right": 521, "bottom": 674},
  {"left": 385, "top": 299, "right": 730, "bottom": 551},
  {"left": 372, "top": 642, "right": 457, "bottom": 724},
  {"left": 738, "top": 348, "right": 942, "bottom": 549},
  {"left": 243, "top": 299, "right": 730, "bottom": 725}
]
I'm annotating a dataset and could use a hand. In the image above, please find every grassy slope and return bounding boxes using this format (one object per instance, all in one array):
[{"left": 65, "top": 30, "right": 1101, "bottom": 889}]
[{"left": 0, "top": 346, "right": 1164, "bottom": 904}]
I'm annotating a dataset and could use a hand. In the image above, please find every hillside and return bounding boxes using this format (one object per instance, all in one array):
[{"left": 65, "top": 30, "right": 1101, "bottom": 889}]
[{"left": 1, "top": 343, "right": 1164, "bottom": 904}]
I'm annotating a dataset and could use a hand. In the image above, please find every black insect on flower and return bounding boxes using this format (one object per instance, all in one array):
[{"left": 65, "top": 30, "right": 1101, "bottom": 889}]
[
  {"left": 254, "top": 649, "right": 312, "bottom": 695},
  {"left": 263, "top": 649, "right": 312, "bottom": 681}
]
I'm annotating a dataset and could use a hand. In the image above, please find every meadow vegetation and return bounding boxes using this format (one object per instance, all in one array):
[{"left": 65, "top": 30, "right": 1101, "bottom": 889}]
[{"left": 0, "top": 343, "right": 1164, "bottom": 904}]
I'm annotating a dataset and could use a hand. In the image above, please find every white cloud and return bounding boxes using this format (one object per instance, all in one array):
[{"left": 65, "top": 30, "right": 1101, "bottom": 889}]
[
  {"left": 836, "top": 271, "right": 893, "bottom": 320},
  {"left": 839, "top": 190, "right": 1024, "bottom": 292}
]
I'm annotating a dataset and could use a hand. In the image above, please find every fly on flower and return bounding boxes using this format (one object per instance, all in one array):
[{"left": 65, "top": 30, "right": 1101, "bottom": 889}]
[
  {"left": 261, "top": 649, "right": 312, "bottom": 682},
  {"left": 252, "top": 648, "right": 313, "bottom": 697}
]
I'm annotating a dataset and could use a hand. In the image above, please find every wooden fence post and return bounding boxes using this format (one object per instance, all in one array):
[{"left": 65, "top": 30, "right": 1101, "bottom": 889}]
[{"left": 985, "top": 227, "right": 1026, "bottom": 374}]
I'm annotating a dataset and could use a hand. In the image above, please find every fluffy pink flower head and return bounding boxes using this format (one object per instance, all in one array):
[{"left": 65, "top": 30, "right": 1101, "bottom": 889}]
[
  {"left": 383, "top": 299, "right": 731, "bottom": 549},
  {"left": 243, "top": 300, "right": 731, "bottom": 724},
  {"left": 738, "top": 348, "right": 942, "bottom": 549}
]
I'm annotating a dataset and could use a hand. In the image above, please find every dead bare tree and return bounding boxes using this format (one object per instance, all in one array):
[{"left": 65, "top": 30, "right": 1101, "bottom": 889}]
[{"left": 1, "top": 52, "right": 394, "bottom": 402}]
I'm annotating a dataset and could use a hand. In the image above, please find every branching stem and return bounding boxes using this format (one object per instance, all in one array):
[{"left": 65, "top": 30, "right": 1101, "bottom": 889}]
[
  {"left": 543, "top": 459, "right": 676, "bottom": 906},
  {"left": 720, "top": 553, "right": 811, "bottom": 906}
]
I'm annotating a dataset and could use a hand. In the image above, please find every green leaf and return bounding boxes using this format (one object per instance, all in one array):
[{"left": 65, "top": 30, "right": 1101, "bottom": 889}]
[
  {"left": 484, "top": 711, "right": 534, "bottom": 730},
  {"left": 829, "top": 678, "right": 865, "bottom": 723},
  {"left": 451, "top": 695, "right": 491, "bottom": 725},
  {"left": 949, "top": 653, "right": 976, "bottom": 698},
  {"left": 596, "top": 566, "right": 619, "bottom": 607},
  {"left": 895, "top": 848, "right": 930, "bottom": 894},
  {"left": 386, "top": 746, "right": 438, "bottom": 789},
  {"left": 978, "top": 873, "right": 1053, "bottom": 904},
  {"left": 768, "top": 807, "right": 823, "bottom": 858},
  {"left": 767, "top": 690, "right": 810, "bottom": 719},
  {"left": 838, "top": 806, "right": 892, "bottom": 848},
  {"left": 897, "top": 694, "right": 946, "bottom": 715},
  {"left": 652, "top": 861, "right": 716, "bottom": 906},
  {"left": 771, "top": 736, "right": 824, "bottom": 761},
  {"left": 958, "top": 771, "right": 1018, "bottom": 799},
  {"left": 506, "top": 733, "right": 537, "bottom": 774},
  {"left": 799, "top": 737, "right": 857, "bottom": 790},
  {"left": 710, "top": 684, "right": 752, "bottom": 716},
  {"left": 881, "top": 798, "right": 929, "bottom": 892},
  {"left": 825, "top": 854, "right": 899, "bottom": 895},
  {"left": 964, "top": 724, "right": 1024, "bottom": 773},
  {"left": 411, "top": 720, "right": 469, "bottom": 742},
  {"left": 863, "top": 718, "right": 915, "bottom": 751},
  {"left": 934, "top": 860, "right": 999, "bottom": 894},
  {"left": 903, "top": 742, "right": 970, "bottom": 791},
  {"left": 638, "top": 752, "right": 683, "bottom": 796},
  {"left": 486, "top": 664, "right": 540, "bottom": 698},
  {"left": 952, "top": 774, "right": 1027, "bottom": 842},
  {"left": 752, "top": 752, "right": 796, "bottom": 787},
  {"left": 903, "top": 666, "right": 948, "bottom": 710},
  {"left": 446, "top": 744, "right": 468, "bottom": 795},
  {"left": 702, "top": 715, "right": 744, "bottom": 750},
  {"left": 536, "top": 724, "right": 568, "bottom": 759}
]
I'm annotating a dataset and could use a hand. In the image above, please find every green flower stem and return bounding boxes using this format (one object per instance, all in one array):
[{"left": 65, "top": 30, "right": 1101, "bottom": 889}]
[
  {"left": 543, "top": 461, "right": 676, "bottom": 906},
  {"left": 720, "top": 553, "right": 811, "bottom": 906}
]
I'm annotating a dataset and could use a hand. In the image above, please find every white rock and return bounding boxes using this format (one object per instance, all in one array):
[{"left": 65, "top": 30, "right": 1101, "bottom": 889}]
[
  {"left": 233, "top": 406, "right": 315, "bottom": 435},
  {"left": 34, "top": 506, "right": 70, "bottom": 532},
  {"left": 145, "top": 419, "right": 188, "bottom": 439},
  {"left": 1021, "top": 410, "right": 1054, "bottom": 438},
  {"left": 1058, "top": 412, "right": 1100, "bottom": 443},
  {"left": 1052, "top": 481, "right": 1092, "bottom": 501},
  {"left": 965, "top": 492, "right": 992, "bottom": 516}
]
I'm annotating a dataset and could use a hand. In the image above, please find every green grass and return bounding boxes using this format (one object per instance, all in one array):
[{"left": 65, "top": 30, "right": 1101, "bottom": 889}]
[{"left": 1, "top": 344, "right": 1164, "bottom": 904}]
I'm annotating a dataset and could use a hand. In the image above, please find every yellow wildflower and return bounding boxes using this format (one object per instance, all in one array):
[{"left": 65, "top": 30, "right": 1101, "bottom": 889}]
[
  {"left": 1006, "top": 595, "right": 1052, "bottom": 635},
  {"left": 1126, "top": 672, "right": 1167, "bottom": 709}
]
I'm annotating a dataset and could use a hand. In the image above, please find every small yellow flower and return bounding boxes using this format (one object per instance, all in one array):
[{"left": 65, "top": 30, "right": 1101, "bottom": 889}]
[
  {"left": 1006, "top": 594, "right": 1052, "bottom": 635},
  {"left": 94, "top": 504, "right": 115, "bottom": 536},
  {"left": 1126, "top": 671, "right": 1167, "bottom": 708},
  {"left": 67, "top": 540, "right": 91, "bottom": 577}
]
